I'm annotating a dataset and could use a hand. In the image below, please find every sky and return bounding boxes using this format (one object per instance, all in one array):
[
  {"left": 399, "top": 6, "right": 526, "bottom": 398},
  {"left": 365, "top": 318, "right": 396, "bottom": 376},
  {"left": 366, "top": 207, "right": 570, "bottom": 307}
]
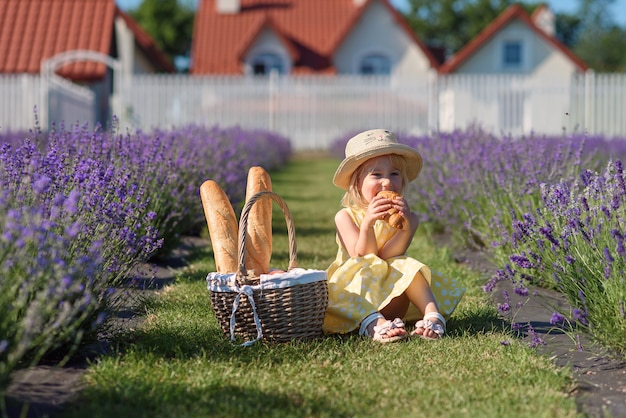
[{"left": 116, "top": 0, "right": 626, "bottom": 28}]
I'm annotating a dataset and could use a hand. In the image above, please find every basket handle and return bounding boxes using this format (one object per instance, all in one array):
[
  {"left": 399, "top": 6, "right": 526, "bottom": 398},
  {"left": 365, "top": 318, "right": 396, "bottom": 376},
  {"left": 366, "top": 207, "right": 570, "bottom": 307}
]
[{"left": 237, "top": 191, "right": 298, "bottom": 278}]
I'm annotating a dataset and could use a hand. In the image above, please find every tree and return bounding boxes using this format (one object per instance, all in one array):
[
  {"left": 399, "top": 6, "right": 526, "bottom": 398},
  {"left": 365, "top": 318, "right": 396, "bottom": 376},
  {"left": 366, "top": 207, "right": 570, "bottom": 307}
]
[
  {"left": 128, "top": 0, "right": 195, "bottom": 72},
  {"left": 402, "top": 0, "right": 626, "bottom": 72},
  {"left": 571, "top": 0, "right": 626, "bottom": 71},
  {"left": 403, "top": 0, "right": 514, "bottom": 55}
]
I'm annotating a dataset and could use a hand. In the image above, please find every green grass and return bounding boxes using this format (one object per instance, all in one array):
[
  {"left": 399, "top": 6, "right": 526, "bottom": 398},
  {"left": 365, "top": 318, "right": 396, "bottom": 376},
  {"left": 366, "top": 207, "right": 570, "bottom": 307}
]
[{"left": 62, "top": 156, "right": 580, "bottom": 418}]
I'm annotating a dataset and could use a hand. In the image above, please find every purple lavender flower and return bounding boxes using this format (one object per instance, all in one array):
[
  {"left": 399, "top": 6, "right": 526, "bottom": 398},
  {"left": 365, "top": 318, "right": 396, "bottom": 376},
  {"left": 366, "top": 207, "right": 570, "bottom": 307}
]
[
  {"left": 527, "top": 325, "right": 546, "bottom": 348},
  {"left": 572, "top": 308, "right": 589, "bottom": 325},
  {"left": 483, "top": 268, "right": 512, "bottom": 292},
  {"left": 539, "top": 224, "right": 560, "bottom": 247},
  {"left": 615, "top": 235, "right": 626, "bottom": 258},
  {"left": 33, "top": 176, "right": 51, "bottom": 194},
  {"left": 601, "top": 204, "right": 611, "bottom": 219},
  {"left": 580, "top": 196, "right": 590, "bottom": 211},
  {"left": 514, "top": 284, "right": 529, "bottom": 297},
  {"left": 579, "top": 170, "right": 593, "bottom": 187},
  {"left": 510, "top": 254, "right": 534, "bottom": 269},
  {"left": 549, "top": 312, "right": 566, "bottom": 326},
  {"left": 498, "top": 302, "right": 511, "bottom": 314}
]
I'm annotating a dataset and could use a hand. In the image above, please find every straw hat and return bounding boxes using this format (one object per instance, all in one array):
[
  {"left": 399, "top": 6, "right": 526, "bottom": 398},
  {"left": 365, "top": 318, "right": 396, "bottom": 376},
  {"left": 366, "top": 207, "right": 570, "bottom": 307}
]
[{"left": 333, "top": 129, "right": 423, "bottom": 190}]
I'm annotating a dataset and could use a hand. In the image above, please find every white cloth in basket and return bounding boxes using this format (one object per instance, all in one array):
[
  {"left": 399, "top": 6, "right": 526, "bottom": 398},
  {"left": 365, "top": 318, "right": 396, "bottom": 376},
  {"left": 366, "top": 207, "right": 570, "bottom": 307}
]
[{"left": 207, "top": 268, "right": 327, "bottom": 346}]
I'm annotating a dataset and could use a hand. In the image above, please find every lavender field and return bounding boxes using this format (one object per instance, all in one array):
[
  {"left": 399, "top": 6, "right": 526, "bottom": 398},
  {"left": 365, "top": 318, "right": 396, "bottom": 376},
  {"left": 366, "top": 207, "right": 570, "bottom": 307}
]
[
  {"left": 2, "top": 121, "right": 625, "bottom": 395},
  {"left": 332, "top": 126, "right": 626, "bottom": 358},
  {"left": 0, "top": 121, "right": 292, "bottom": 389}
]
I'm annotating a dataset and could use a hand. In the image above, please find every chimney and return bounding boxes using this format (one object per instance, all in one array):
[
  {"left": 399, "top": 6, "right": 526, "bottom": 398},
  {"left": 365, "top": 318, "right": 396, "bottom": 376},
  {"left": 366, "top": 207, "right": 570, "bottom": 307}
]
[
  {"left": 532, "top": 5, "right": 556, "bottom": 37},
  {"left": 217, "top": 0, "right": 240, "bottom": 14}
]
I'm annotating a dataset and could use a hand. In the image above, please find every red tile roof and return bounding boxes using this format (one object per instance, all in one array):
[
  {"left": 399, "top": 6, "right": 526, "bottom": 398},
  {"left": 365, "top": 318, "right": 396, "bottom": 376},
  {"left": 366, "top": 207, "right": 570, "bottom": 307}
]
[
  {"left": 0, "top": 0, "right": 173, "bottom": 81},
  {"left": 191, "top": 0, "right": 439, "bottom": 74},
  {"left": 439, "top": 4, "right": 587, "bottom": 74}
]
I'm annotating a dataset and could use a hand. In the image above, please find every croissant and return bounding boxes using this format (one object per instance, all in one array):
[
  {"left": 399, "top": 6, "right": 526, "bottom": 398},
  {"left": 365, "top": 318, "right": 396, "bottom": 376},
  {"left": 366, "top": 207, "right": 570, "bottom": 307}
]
[{"left": 377, "top": 190, "right": 404, "bottom": 229}]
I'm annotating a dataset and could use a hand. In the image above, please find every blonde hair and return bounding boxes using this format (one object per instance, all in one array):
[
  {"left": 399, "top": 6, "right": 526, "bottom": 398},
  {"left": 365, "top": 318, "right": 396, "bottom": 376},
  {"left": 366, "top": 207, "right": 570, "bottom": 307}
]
[{"left": 340, "top": 154, "right": 409, "bottom": 210}]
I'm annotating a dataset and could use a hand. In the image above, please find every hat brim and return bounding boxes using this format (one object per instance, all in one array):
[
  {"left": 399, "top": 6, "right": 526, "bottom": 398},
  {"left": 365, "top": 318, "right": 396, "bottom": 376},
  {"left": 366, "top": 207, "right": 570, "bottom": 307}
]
[{"left": 333, "top": 143, "right": 423, "bottom": 190}]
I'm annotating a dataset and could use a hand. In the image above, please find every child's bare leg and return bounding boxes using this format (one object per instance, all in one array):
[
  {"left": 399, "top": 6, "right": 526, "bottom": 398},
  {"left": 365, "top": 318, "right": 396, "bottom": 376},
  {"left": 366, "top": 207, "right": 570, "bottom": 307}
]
[
  {"left": 405, "top": 272, "right": 444, "bottom": 339},
  {"left": 380, "top": 293, "right": 409, "bottom": 319}
]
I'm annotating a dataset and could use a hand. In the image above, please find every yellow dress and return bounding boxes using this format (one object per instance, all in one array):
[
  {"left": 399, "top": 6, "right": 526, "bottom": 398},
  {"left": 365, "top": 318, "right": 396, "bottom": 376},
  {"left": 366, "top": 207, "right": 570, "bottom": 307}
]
[{"left": 322, "top": 208, "right": 465, "bottom": 334}]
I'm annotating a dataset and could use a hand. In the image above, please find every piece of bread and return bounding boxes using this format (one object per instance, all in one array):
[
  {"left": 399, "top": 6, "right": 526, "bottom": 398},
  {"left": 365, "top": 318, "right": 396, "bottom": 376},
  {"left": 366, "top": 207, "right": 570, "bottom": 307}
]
[
  {"left": 244, "top": 166, "right": 273, "bottom": 275},
  {"left": 376, "top": 190, "right": 404, "bottom": 229},
  {"left": 200, "top": 180, "right": 239, "bottom": 273}
]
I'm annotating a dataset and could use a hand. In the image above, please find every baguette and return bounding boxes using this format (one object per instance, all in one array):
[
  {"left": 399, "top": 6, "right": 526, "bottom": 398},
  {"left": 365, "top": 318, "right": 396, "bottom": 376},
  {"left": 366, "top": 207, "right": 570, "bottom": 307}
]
[
  {"left": 244, "top": 166, "right": 273, "bottom": 275},
  {"left": 200, "top": 180, "right": 239, "bottom": 273},
  {"left": 377, "top": 190, "right": 405, "bottom": 229}
]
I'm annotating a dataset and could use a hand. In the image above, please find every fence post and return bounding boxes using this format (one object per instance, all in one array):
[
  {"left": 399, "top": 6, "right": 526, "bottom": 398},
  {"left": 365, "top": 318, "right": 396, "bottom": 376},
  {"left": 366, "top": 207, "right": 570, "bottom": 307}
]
[
  {"left": 269, "top": 70, "right": 278, "bottom": 131},
  {"left": 428, "top": 69, "right": 438, "bottom": 133},
  {"left": 40, "top": 59, "right": 50, "bottom": 128},
  {"left": 584, "top": 69, "right": 595, "bottom": 134}
]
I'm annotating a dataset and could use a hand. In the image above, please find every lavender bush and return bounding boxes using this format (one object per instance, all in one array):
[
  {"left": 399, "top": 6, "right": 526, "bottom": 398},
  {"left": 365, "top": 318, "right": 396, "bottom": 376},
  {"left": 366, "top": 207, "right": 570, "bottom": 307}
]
[
  {"left": 122, "top": 124, "right": 291, "bottom": 255},
  {"left": 485, "top": 160, "right": 626, "bottom": 355},
  {"left": 0, "top": 128, "right": 159, "bottom": 388},
  {"left": 403, "top": 128, "right": 598, "bottom": 249},
  {"left": 0, "top": 121, "right": 292, "bottom": 388}
]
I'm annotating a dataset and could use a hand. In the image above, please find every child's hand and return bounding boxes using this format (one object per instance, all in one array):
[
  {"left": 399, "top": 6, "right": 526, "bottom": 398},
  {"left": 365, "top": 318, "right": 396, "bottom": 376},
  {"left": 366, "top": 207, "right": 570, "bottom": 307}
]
[
  {"left": 364, "top": 194, "right": 395, "bottom": 228},
  {"left": 376, "top": 191, "right": 410, "bottom": 230}
]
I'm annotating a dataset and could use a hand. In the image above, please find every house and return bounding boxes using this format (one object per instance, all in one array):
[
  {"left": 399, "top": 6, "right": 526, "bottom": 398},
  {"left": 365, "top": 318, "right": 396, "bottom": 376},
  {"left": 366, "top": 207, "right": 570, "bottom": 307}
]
[
  {"left": 190, "top": 0, "right": 440, "bottom": 77},
  {"left": 439, "top": 3, "right": 588, "bottom": 76},
  {"left": 0, "top": 0, "right": 174, "bottom": 79},
  {"left": 432, "top": 3, "right": 591, "bottom": 136},
  {"left": 0, "top": 0, "right": 174, "bottom": 128}
]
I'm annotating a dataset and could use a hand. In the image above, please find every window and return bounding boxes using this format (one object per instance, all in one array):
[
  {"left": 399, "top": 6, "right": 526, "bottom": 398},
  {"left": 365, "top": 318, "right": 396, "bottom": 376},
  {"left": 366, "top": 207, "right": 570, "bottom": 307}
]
[
  {"left": 359, "top": 54, "right": 391, "bottom": 75},
  {"left": 502, "top": 41, "right": 522, "bottom": 68},
  {"left": 251, "top": 53, "right": 284, "bottom": 75}
]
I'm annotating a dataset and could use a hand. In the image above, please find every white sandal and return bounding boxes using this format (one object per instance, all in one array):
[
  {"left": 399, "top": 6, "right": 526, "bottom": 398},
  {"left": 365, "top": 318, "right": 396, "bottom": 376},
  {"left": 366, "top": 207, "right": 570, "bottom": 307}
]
[
  {"left": 411, "top": 312, "right": 446, "bottom": 340},
  {"left": 359, "top": 313, "right": 407, "bottom": 343}
]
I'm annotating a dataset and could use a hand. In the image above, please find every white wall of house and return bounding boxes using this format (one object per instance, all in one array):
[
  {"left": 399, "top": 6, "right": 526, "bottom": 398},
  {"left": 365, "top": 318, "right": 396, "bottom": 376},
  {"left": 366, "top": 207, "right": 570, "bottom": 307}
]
[
  {"left": 333, "top": 0, "right": 432, "bottom": 77},
  {"left": 115, "top": 17, "right": 162, "bottom": 75},
  {"left": 115, "top": 17, "right": 135, "bottom": 75},
  {"left": 451, "top": 21, "right": 580, "bottom": 77}
]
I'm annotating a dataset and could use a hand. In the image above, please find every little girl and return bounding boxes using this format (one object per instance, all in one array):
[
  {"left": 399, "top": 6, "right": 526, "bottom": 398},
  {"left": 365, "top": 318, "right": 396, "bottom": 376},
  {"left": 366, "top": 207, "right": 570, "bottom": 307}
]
[{"left": 323, "top": 129, "right": 464, "bottom": 343}]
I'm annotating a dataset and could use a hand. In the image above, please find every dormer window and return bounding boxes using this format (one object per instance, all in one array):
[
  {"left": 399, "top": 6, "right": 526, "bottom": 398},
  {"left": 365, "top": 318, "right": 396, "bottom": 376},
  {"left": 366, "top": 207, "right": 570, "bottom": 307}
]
[
  {"left": 502, "top": 41, "right": 522, "bottom": 68},
  {"left": 359, "top": 54, "right": 391, "bottom": 75},
  {"left": 251, "top": 53, "right": 284, "bottom": 75}
]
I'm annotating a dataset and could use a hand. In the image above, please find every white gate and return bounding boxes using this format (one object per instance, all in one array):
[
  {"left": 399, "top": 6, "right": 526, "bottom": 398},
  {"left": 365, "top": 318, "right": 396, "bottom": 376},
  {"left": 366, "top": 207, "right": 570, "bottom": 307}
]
[{"left": 41, "top": 50, "right": 124, "bottom": 129}]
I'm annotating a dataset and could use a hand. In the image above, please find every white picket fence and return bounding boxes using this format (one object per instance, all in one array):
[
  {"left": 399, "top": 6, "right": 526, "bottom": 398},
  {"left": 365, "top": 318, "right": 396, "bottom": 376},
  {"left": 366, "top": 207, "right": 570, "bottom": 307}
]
[
  {"left": 1, "top": 72, "right": 625, "bottom": 149},
  {"left": 0, "top": 74, "right": 42, "bottom": 131}
]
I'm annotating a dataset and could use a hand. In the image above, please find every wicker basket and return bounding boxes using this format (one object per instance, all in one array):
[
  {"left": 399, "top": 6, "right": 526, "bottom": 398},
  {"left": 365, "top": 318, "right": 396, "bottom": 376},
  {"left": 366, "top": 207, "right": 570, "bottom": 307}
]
[{"left": 207, "top": 191, "right": 328, "bottom": 345}]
